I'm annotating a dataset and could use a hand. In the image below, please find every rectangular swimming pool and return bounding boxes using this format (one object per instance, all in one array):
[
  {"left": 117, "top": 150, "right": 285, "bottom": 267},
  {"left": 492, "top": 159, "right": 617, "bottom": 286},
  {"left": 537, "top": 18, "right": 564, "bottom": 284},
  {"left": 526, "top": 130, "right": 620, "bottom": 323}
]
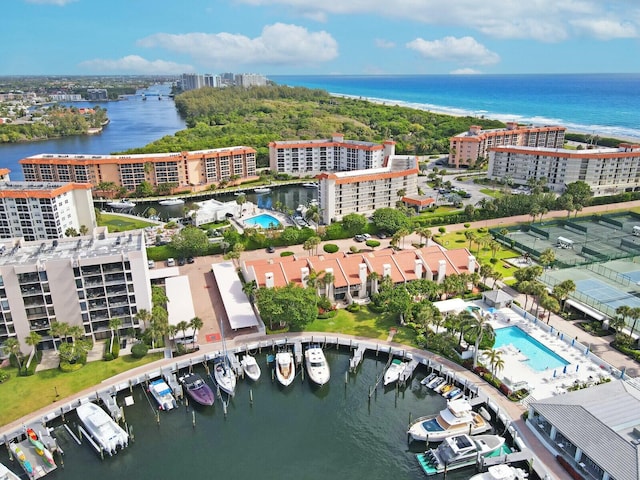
[{"left": 494, "top": 326, "right": 569, "bottom": 372}]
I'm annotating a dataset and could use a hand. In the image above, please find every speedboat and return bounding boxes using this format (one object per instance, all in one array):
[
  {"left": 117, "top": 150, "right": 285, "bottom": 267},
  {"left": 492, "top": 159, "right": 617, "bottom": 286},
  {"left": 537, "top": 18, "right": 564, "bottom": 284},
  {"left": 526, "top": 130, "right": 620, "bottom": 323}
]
[
  {"left": 384, "top": 359, "right": 408, "bottom": 386},
  {"left": 254, "top": 187, "right": 271, "bottom": 194},
  {"left": 469, "top": 465, "right": 529, "bottom": 480},
  {"left": 275, "top": 351, "right": 296, "bottom": 387},
  {"left": 0, "top": 462, "right": 21, "bottom": 480},
  {"left": 158, "top": 198, "right": 185, "bottom": 206},
  {"left": 421, "top": 372, "right": 438, "bottom": 386},
  {"left": 149, "top": 378, "right": 177, "bottom": 410},
  {"left": 107, "top": 199, "right": 136, "bottom": 209},
  {"left": 9, "top": 444, "right": 33, "bottom": 475},
  {"left": 305, "top": 345, "right": 330, "bottom": 386},
  {"left": 26, "top": 428, "right": 56, "bottom": 466},
  {"left": 407, "top": 398, "right": 490, "bottom": 443},
  {"left": 416, "top": 434, "right": 506, "bottom": 475},
  {"left": 213, "top": 357, "right": 236, "bottom": 396},
  {"left": 76, "top": 402, "right": 129, "bottom": 455},
  {"left": 240, "top": 355, "right": 261, "bottom": 382},
  {"left": 426, "top": 376, "right": 445, "bottom": 389},
  {"left": 178, "top": 372, "right": 215, "bottom": 406}
]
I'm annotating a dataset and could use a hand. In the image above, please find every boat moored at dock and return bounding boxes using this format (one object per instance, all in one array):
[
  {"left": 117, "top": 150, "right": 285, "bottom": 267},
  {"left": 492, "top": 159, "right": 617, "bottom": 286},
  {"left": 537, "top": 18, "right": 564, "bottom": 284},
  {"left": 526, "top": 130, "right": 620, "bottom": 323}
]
[
  {"left": 304, "top": 345, "right": 330, "bottom": 386},
  {"left": 416, "top": 434, "right": 506, "bottom": 475},
  {"left": 383, "top": 359, "right": 408, "bottom": 386},
  {"left": 106, "top": 199, "right": 136, "bottom": 209},
  {"left": 254, "top": 187, "right": 272, "bottom": 194},
  {"left": 213, "top": 356, "right": 237, "bottom": 396},
  {"left": 158, "top": 198, "right": 185, "bottom": 206},
  {"left": 240, "top": 355, "right": 261, "bottom": 382},
  {"left": 149, "top": 378, "right": 177, "bottom": 410},
  {"left": 0, "top": 462, "right": 21, "bottom": 480},
  {"left": 76, "top": 402, "right": 129, "bottom": 455},
  {"left": 275, "top": 351, "right": 296, "bottom": 387},
  {"left": 407, "top": 398, "right": 490, "bottom": 443},
  {"left": 469, "top": 464, "right": 529, "bottom": 480},
  {"left": 178, "top": 372, "right": 215, "bottom": 406}
]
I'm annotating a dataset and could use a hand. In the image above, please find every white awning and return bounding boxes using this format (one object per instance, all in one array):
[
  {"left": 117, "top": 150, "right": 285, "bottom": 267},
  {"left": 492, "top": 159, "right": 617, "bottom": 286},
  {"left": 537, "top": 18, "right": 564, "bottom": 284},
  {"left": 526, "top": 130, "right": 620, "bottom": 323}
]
[
  {"left": 211, "top": 261, "right": 259, "bottom": 330},
  {"left": 566, "top": 299, "right": 605, "bottom": 321},
  {"left": 165, "top": 275, "right": 196, "bottom": 339}
]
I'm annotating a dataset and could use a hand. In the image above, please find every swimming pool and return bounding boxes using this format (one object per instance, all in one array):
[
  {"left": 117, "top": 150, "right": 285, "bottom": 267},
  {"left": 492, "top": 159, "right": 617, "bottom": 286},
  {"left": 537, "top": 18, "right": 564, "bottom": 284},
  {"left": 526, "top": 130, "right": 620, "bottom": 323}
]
[
  {"left": 244, "top": 213, "right": 281, "bottom": 228},
  {"left": 494, "top": 326, "right": 569, "bottom": 372}
]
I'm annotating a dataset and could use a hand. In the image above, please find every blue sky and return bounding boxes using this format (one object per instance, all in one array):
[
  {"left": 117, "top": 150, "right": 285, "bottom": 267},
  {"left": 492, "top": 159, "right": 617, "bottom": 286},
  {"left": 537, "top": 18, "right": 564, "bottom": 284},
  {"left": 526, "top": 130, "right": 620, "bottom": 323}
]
[{"left": 2, "top": 0, "right": 639, "bottom": 75}]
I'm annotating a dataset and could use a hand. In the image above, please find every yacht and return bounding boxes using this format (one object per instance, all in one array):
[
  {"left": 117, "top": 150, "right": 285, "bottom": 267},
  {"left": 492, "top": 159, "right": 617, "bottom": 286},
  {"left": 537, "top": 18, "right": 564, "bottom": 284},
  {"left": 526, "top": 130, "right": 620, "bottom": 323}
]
[
  {"left": 383, "top": 359, "right": 408, "bottom": 386},
  {"left": 107, "top": 199, "right": 136, "bottom": 209},
  {"left": 416, "top": 434, "right": 506, "bottom": 475},
  {"left": 0, "top": 462, "right": 21, "bottom": 480},
  {"left": 275, "top": 351, "right": 296, "bottom": 387},
  {"left": 240, "top": 355, "right": 261, "bottom": 382},
  {"left": 304, "top": 345, "right": 330, "bottom": 386},
  {"left": 213, "top": 356, "right": 237, "bottom": 396},
  {"left": 178, "top": 372, "right": 215, "bottom": 406},
  {"left": 407, "top": 398, "right": 490, "bottom": 442},
  {"left": 149, "top": 378, "right": 177, "bottom": 410},
  {"left": 158, "top": 198, "right": 185, "bottom": 206},
  {"left": 76, "top": 402, "right": 129, "bottom": 455},
  {"left": 254, "top": 187, "right": 272, "bottom": 194},
  {"left": 469, "top": 465, "right": 528, "bottom": 480}
]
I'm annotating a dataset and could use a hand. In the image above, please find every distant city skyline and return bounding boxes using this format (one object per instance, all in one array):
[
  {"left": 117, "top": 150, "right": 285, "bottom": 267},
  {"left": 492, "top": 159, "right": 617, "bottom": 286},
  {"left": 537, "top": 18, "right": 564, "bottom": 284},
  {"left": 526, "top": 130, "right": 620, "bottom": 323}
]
[{"left": 2, "top": 0, "right": 639, "bottom": 75}]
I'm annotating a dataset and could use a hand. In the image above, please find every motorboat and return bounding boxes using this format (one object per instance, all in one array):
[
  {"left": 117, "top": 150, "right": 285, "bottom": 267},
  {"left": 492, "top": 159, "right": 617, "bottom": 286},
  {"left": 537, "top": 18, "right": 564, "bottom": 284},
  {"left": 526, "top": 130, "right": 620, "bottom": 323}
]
[
  {"left": 444, "top": 388, "right": 463, "bottom": 400},
  {"left": 213, "top": 356, "right": 237, "bottom": 396},
  {"left": 149, "top": 378, "right": 177, "bottom": 410},
  {"left": 254, "top": 187, "right": 272, "bottom": 194},
  {"left": 421, "top": 372, "right": 438, "bottom": 386},
  {"left": 107, "top": 199, "right": 136, "bottom": 209},
  {"left": 407, "top": 398, "right": 490, "bottom": 443},
  {"left": 275, "top": 351, "right": 296, "bottom": 387},
  {"left": 178, "top": 372, "right": 215, "bottom": 406},
  {"left": 305, "top": 345, "right": 330, "bottom": 386},
  {"left": 383, "top": 359, "right": 408, "bottom": 386},
  {"left": 434, "top": 380, "right": 452, "bottom": 393},
  {"left": 76, "top": 402, "right": 129, "bottom": 455},
  {"left": 158, "top": 198, "right": 185, "bottom": 206},
  {"left": 416, "top": 434, "right": 506, "bottom": 475},
  {"left": 426, "top": 376, "right": 445, "bottom": 390},
  {"left": 469, "top": 464, "right": 529, "bottom": 480},
  {"left": 0, "top": 462, "right": 21, "bottom": 480},
  {"left": 240, "top": 355, "right": 261, "bottom": 382},
  {"left": 9, "top": 444, "right": 33, "bottom": 476},
  {"left": 26, "top": 428, "right": 56, "bottom": 466},
  {"left": 302, "top": 182, "right": 318, "bottom": 188}
]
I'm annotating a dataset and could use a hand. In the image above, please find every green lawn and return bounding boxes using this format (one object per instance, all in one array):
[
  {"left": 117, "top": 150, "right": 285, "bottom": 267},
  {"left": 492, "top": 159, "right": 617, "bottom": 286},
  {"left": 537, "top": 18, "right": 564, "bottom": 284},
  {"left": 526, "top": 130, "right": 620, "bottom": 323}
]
[
  {"left": 305, "top": 308, "right": 417, "bottom": 346},
  {"left": 479, "top": 188, "right": 504, "bottom": 198},
  {"left": 0, "top": 352, "right": 163, "bottom": 426},
  {"left": 98, "top": 213, "right": 157, "bottom": 232}
]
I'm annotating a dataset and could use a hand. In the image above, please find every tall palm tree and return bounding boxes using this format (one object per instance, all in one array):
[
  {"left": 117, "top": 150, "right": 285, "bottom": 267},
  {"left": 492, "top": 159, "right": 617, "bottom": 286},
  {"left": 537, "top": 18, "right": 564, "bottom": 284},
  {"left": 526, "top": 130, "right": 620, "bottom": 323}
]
[
  {"left": 48, "top": 321, "right": 70, "bottom": 350},
  {"left": 629, "top": 307, "right": 640, "bottom": 338},
  {"left": 242, "top": 280, "right": 258, "bottom": 302},
  {"left": 108, "top": 317, "right": 123, "bottom": 353},
  {"left": 321, "top": 271, "right": 335, "bottom": 300},
  {"left": 25, "top": 332, "right": 42, "bottom": 368},
  {"left": 189, "top": 317, "right": 203, "bottom": 349},
  {"left": 615, "top": 305, "right": 632, "bottom": 333},
  {"left": 135, "top": 308, "right": 152, "bottom": 331},
  {"left": 367, "top": 271, "right": 380, "bottom": 295},
  {"left": 176, "top": 320, "right": 190, "bottom": 345},
  {"left": 483, "top": 348, "right": 504, "bottom": 376},
  {"left": 466, "top": 315, "right": 496, "bottom": 368},
  {"left": 2, "top": 338, "right": 22, "bottom": 371}
]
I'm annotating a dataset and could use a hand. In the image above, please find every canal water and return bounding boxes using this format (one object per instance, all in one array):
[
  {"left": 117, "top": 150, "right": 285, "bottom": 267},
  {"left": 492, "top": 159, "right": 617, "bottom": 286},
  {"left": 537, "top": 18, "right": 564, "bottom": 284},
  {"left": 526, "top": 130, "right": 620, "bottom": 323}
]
[{"left": 0, "top": 351, "right": 490, "bottom": 480}]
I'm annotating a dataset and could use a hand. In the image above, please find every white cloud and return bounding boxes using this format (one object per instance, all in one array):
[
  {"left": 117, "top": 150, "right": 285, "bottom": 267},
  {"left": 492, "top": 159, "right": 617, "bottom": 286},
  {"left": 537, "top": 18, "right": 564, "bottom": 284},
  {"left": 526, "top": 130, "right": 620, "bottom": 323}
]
[
  {"left": 451, "top": 68, "right": 481, "bottom": 74},
  {"left": 79, "top": 55, "right": 194, "bottom": 74},
  {"left": 375, "top": 39, "right": 395, "bottom": 49},
  {"left": 138, "top": 23, "right": 338, "bottom": 67},
  {"left": 407, "top": 36, "right": 500, "bottom": 66},
  {"left": 570, "top": 19, "right": 637, "bottom": 39},
  {"left": 25, "top": 0, "right": 76, "bottom": 5},
  {"left": 233, "top": 0, "right": 640, "bottom": 42}
]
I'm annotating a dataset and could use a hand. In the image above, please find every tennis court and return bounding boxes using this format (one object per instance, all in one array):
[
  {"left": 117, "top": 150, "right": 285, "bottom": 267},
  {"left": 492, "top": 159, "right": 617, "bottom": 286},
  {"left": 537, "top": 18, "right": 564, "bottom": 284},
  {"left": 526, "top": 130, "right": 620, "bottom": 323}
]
[
  {"left": 622, "top": 270, "right": 640, "bottom": 283},
  {"left": 575, "top": 278, "right": 640, "bottom": 309}
]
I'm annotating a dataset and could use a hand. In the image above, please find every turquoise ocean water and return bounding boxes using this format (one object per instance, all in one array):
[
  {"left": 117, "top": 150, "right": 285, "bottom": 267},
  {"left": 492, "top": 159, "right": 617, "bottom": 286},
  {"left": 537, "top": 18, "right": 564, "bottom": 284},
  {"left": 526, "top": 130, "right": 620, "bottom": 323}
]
[{"left": 271, "top": 74, "right": 640, "bottom": 141}]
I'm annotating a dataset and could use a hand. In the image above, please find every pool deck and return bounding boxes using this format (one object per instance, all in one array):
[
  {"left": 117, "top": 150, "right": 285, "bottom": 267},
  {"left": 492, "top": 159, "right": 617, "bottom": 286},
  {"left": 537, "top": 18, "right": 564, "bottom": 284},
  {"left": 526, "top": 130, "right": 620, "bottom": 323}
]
[{"left": 472, "top": 300, "right": 614, "bottom": 400}]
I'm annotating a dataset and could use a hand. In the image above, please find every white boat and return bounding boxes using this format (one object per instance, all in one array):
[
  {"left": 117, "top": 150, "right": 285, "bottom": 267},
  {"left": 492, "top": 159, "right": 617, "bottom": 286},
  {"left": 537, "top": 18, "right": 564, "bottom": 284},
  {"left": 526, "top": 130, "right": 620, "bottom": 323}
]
[
  {"left": 158, "top": 198, "right": 184, "bottom": 206},
  {"left": 305, "top": 345, "right": 330, "bottom": 386},
  {"left": 421, "top": 372, "right": 438, "bottom": 386},
  {"left": 416, "top": 434, "right": 506, "bottom": 475},
  {"left": 407, "top": 398, "right": 491, "bottom": 442},
  {"left": 426, "top": 376, "right": 445, "bottom": 389},
  {"left": 149, "top": 378, "right": 177, "bottom": 410},
  {"left": 254, "top": 187, "right": 271, "bottom": 194},
  {"left": 107, "top": 199, "right": 136, "bottom": 209},
  {"left": 470, "top": 465, "right": 529, "bottom": 480},
  {"left": 384, "top": 359, "right": 408, "bottom": 386},
  {"left": 213, "top": 356, "right": 237, "bottom": 396},
  {"left": 76, "top": 402, "right": 129, "bottom": 455},
  {"left": 275, "top": 351, "right": 296, "bottom": 387},
  {"left": 302, "top": 182, "right": 318, "bottom": 188},
  {"left": 241, "top": 355, "right": 261, "bottom": 382},
  {"left": 0, "top": 461, "right": 22, "bottom": 480}
]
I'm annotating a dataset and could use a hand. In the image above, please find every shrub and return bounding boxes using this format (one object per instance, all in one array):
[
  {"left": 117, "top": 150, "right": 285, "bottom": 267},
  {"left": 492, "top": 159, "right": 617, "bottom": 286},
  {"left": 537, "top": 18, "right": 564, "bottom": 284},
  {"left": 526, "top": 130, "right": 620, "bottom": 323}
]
[
  {"left": 0, "top": 371, "right": 10, "bottom": 383},
  {"left": 104, "top": 352, "right": 115, "bottom": 361},
  {"left": 323, "top": 243, "right": 339, "bottom": 253},
  {"left": 317, "top": 296, "right": 332, "bottom": 311},
  {"left": 317, "top": 310, "right": 338, "bottom": 319},
  {"left": 59, "top": 361, "right": 84, "bottom": 372},
  {"left": 131, "top": 342, "right": 148, "bottom": 358},
  {"left": 280, "top": 251, "right": 295, "bottom": 257},
  {"left": 112, "top": 341, "right": 120, "bottom": 359},
  {"left": 345, "top": 303, "right": 360, "bottom": 312},
  {"left": 365, "top": 239, "right": 381, "bottom": 248}
]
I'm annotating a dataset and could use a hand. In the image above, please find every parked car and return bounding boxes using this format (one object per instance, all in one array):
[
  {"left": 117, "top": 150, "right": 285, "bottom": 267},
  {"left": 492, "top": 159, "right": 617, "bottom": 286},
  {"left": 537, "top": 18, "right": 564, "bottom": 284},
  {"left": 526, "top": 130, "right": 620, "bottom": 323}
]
[
  {"left": 166, "top": 258, "right": 176, "bottom": 267},
  {"left": 354, "top": 235, "right": 365, "bottom": 242},
  {"left": 187, "top": 257, "right": 195, "bottom": 264},
  {"left": 266, "top": 246, "right": 275, "bottom": 253},
  {"left": 147, "top": 260, "right": 155, "bottom": 269},
  {"left": 376, "top": 232, "right": 387, "bottom": 239},
  {"left": 362, "top": 233, "right": 371, "bottom": 239},
  {"left": 178, "top": 258, "right": 186, "bottom": 266}
]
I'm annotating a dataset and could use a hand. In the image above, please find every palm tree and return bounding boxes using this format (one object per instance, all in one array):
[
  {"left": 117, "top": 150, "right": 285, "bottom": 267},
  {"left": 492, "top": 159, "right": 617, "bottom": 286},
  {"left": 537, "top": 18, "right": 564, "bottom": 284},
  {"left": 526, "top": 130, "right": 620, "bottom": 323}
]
[
  {"left": 464, "top": 230, "right": 476, "bottom": 250},
  {"left": 609, "top": 315, "right": 626, "bottom": 334},
  {"left": 176, "top": 320, "right": 190, "bottom": 345},
  {"left": 236, "top": 194, "right": 247, "bottom": 218},
  {"left": 2, "top": 337, "right": 22, "bottom": 371},
  {"left": 539, "top": 248, "right": 556, "bottom": 269},
  {"left": 553, "top": 279, "right": 576, "bottom": 312},
  {"left": 49, "top": 321, "right": 70, "bottom": 350},
  {"left": 466, "top": 315, "right": 495, "bottom": 368},
  {"left": 615, "top": 305, "right": 632, "bottom": 333},
  {"left": 539, "top": 294, "right": 560, "bottom": 323},
  {"left": 25, "top": 332, "right": 42, "bottom": 368},
  {"left": 135, "top": 308, "right": 152, "bottom": 333},
  {"left": 629, "top": 307, "right": 640, "bottom": 338},
  {"left": 490, "top": 270, "right": 503, "bottom": 289},
  {"left": 242, "top": 280, "right": 258, "bottom": 302},
  {"left": 479, "top": 264, "right": 493, "bottom": 288},
  {"left": 108, "top": 317, "right": 123, "bottom": 353},
  {"left": 151, "top": 286, "right": 169, "bottom": 307},
  {"left": 321, "top": 271, "right": 335, "bottom": 300},
  {"left": 483, "top": 348, "right": 504, "bottom": 376},
  {"left": 367, "top": 271, "right": 380, "bottom": 295},
  {"left": 189, "top": 317, "right": 203, "bottom": 349},
  {"left": 455, "top": 311, "right": 476, "bottom": 346}
]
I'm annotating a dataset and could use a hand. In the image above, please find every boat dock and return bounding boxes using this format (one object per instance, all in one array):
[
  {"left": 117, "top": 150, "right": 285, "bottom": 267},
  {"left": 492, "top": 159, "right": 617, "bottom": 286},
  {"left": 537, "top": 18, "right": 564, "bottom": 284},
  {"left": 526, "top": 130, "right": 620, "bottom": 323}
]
[
  {"left": 7, "top": 430, "right": 58, "bottom": 479},
  {"left": 398, "top": 359, "right": 419, "bottom": 386},
  {"left": 479, "top": 449, "right": 533, "bottom": 468},
  {"left": 97, "top": 391, "right": 121, "bottom": 421},
  {"left": 349, "top": 344, "right": 366, "bottom": 372},
  {"left": 293, "top": 341, "right": 303, "bottom": 365}
]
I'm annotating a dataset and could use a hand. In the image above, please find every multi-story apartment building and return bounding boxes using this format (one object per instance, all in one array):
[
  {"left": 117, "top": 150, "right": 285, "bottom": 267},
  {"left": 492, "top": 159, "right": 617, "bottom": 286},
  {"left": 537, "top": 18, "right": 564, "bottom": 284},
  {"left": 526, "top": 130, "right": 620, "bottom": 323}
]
[
  {"left": 0, "top": 228, "right": 152, "bottom": 353},
  {"left": 0, "top": 179, "right": 96, "bottom": 241},
  {"left": 449, "top": 122, "right": 566, "bottom": 168},
  {"left": 235, "top": 73, "right": 268, "bottom": 88},
  {"left": 181, "top": 72, "right": 266, "bottom": 91},
  {"left": 20, "top": 147, "right": 258, "bottom": 192},
  {"left": 269, "top": 134, "right": 396, "bottom": 174},
  {"left": 487, "top": 143, "right": 640, "bottom": 196},
  {"left": 317, "top": 155, "right": 419, "bottom": 224}
]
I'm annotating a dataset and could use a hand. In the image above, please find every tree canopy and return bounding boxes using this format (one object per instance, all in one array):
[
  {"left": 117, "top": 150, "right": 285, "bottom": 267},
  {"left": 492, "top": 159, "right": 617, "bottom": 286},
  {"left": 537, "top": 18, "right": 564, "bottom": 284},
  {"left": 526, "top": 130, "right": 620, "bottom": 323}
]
[
  {"left": 371, "top": 208, "right": 411, "bottom": 234},
  {"left": 170, "top": 226, "right": 209, "bottom": 257},
  {"left": 255, "top": 283, "right": 318, "bottom": 330}
]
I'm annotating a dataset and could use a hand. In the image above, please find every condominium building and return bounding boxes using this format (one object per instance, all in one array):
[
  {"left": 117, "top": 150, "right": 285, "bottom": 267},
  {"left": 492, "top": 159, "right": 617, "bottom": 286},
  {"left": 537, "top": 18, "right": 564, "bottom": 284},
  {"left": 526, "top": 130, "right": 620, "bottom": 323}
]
[
  {"left": 180, "top": 72, "right": 266, "bottom": 91},
  {"left": 0, "top": 180, "right": 96, "bottom": 241},
  {"left": 235, "top": 73, "right": 268, "bottom": 88},
  {"left": 0, "top": 228, "right": 152, "bottom": 352},
  {"left": 20, "top": 147, "right": 258, "bottom": 192},
  {"left": 269, "top": 134, "right": 396, "bottom": 174},
  {"left": 487, "top": 143, "right": 640, "bottom": 196},
  {"left": 316, "top": 155, "right": 419, "bottom": 224},
  {"left": 449, "top": 122, "right": 566, "bottom": 168},
  {"left": 242, "top": 245, "right": 477, "bottom": 303}
]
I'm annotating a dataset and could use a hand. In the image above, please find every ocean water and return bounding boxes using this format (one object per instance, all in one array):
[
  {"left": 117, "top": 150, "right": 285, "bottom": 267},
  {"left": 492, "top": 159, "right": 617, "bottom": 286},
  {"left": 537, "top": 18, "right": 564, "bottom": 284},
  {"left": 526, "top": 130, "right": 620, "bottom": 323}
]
[{"left": 271, "top": 74, "right": 640, "bottom": 141}]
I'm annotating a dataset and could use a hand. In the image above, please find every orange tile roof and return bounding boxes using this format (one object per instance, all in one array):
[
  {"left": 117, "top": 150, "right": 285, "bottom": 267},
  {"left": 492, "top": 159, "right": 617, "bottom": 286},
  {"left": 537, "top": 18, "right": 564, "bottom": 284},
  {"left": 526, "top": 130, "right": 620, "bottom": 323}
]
[
  {"left": 402, "top": 196, "right": 436, "bottom": 207},
  {"left": 0, "top": 182, "right": 92, "bottom": 199},
  {"left": 490, "top": 145, "right": 640, "bottom": 160},
  {"left": 307, "top": 256, "right": 348, "bottom": 288}
]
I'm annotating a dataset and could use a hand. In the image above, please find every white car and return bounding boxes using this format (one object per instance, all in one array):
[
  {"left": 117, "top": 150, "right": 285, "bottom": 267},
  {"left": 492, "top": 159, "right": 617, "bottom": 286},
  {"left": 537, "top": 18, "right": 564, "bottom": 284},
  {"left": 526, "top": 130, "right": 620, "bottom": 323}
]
[
  {"left": 147, "top": 260, "right": 155, "bottom": 269},
  {"left": 166, "top": 258, "right": 175, "bottom": 267}
]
